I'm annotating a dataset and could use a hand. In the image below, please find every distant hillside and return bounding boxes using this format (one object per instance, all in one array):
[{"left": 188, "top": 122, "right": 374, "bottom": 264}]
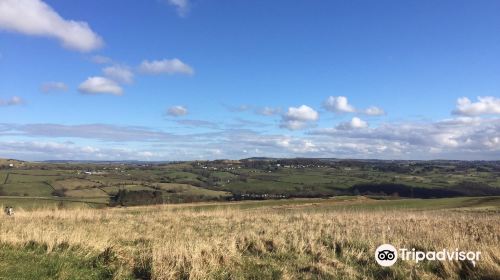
[{"left": 0, "top": 158, "right": 26, "bottom": 168}]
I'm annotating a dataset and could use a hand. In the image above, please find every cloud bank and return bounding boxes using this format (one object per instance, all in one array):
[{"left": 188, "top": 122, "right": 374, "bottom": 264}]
[{"left": 453, "top": 96, "right": 500, "bottom": 116}]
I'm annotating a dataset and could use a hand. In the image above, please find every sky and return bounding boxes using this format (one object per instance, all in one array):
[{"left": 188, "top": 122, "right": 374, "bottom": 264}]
[{"left": 0, "top": 0, "right": 500, "bottom": 161}]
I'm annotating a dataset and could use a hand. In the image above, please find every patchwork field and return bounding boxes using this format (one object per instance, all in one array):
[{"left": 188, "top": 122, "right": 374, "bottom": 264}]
[{"left": 1, "top": 159, "right": 500, "bottom": 208}]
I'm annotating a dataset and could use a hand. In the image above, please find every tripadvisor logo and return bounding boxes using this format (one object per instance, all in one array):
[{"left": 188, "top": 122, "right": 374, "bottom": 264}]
[
  {"left": 375, "top": 244, "right": 481, "bottom": 267},
  {"left": 375, "top": 244, "right": 398, "bottom": 267}
]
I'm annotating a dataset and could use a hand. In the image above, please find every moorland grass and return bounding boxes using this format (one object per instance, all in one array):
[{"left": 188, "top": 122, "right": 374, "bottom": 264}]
[{"left": 0, "top": 198, "right": 498, "bottom": 279}]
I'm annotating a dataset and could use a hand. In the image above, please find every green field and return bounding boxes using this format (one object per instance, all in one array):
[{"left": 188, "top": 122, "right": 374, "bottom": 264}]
[
  {"left": 1, "top": 182, "right": 54, "bottom": 197},
  {"left": 1, "top": 158, "right": 500, "bottom": 208},
  {"left": 0, "top": 197, "right": 96, "bottom": 210},
  {"left": 178, "top": 196, "right": 500, "bottom": 212}
]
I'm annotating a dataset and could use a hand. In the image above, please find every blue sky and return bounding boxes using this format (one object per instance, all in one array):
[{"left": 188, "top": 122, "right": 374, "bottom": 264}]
[{"left": 1, "top": 0, "right": 500, "bottom": 160}]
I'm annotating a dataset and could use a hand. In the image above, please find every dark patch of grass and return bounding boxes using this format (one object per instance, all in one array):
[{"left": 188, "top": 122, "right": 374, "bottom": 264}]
[
  {"left": 133, "top": 248, "right": 153, "bottom": 280},
  {"left": 0, "top": 243, "right": 129, "bottom": 280},
  {"left": 240, "top": 259, "right": 283, "bottom": 280}
]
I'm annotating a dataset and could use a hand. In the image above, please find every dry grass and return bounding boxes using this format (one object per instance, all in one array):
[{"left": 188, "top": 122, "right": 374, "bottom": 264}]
[{"left": 0, "top": 202, "right": 499, "bottom": 279}]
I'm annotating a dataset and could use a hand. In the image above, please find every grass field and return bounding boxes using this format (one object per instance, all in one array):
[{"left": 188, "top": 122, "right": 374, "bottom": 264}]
[
  {"left": 0, "top": 197, "right": 498, "bottom": 279},
  {"left": 0, "top": 197, "right": 94, "bottom": 210},
  {"left": 51, "top": 178, "right": 100, "bottom": 190},
  {"left": 1, "top": 159, "right": 500, "bottom": 207},
  {"left": 154, "top": 183, "right": 230, "bottom": 197},
  {"left": 1, "top": 182, "right": 54, "bottom": 197}
]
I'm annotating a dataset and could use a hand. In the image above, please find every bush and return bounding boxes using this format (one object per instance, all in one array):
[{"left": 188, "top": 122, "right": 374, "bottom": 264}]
[{"left": 112, "top": 190, "right": 163, "bottom": 206}]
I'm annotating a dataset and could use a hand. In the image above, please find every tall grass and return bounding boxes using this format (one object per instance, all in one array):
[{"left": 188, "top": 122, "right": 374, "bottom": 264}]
[{"left": 0, "top": 203, "right": 498, "bottom": 279}]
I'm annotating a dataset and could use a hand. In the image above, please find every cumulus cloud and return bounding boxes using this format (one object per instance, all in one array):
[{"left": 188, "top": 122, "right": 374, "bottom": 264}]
[
  {"left": 0, "top": 96, "right": 24, "bottom": 106},
  {"left": 165, "top": 0, "right": 189, "bottom": 17},
  {"left": 0, "top": 0, "right": 103, "bottom": 52},
  {"left": 40, "top": 81, "right": 68, "bottom": 93},
  {"left": 323, "top": 96, "right": 386, "bottom": 116},
  {"left": 453, "top": 96, "right": 500, "bottom": 116},
  {"left": 336, "top": 117, "right": 368, "bottom": 130},
  {"left": 167, "top": 105, "right": 188, "bottom": 117},
  {"left": 284, "top": 105, "right": 319, "bottom": 121},
  {"left": 78, "top": 76, "right": 123, "bottom": 95},
  {"left": 139, "top": 58, "right": 194, "bottom": 75},
  {"left": 103, "top": 65, "right": 134, "bottom": 84},
  {"left": 280, "top": 105, "right": 319, "bottom": 130},
  {"left": 323, "top": 96, "right": 356, "bottom": 113}
]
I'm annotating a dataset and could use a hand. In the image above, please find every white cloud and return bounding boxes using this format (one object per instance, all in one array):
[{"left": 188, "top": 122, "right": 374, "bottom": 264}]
[
  {"left": 103, "top": 65, "right": 134, "bottom": 84},
  {"left": 323, "top": 96, "right": 356, "bottom": 113},
  {"left": 139, "top": 58, "right": 194, "bottom": 75},
  {"left": 236, "top": 134, "right": 319, "bottom": 154},
  {"left": 323, "top": 96, "right": 386, "bottom": 116},
  {"left": 363, "top": 106, "right": 385, "bottom": 116},
  {"left": 453, "top": 96, "right": 500, "bottom": 116},
  {"left": 285, "top": 105, "right": 319, "bottom": 121},
  {"left": 310, "top": 117, "right": 500, "bottom": 159},
  {"left": 336, "top": 117, "right": 368, "bottom": 130},
  {"left": 165, "top": 0, "right": 189, "bottom": 17},
  {"left": 40, "top": 81, "right": 68, "bottom": 93},
  {"left": 280, "top": 105, "right": 319, "bottom": 130},
  {"left": 167, "top": 105, "right": 188, "bottom": 117},
  {"left": 0, "top": 0, "right": 103, "bottom": 52},
  {"left": 0, "top": 96, "right": 24, "bottom": 106},
  {"left": 78, "top": 76, "right": 123, "bottom": 96}
]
